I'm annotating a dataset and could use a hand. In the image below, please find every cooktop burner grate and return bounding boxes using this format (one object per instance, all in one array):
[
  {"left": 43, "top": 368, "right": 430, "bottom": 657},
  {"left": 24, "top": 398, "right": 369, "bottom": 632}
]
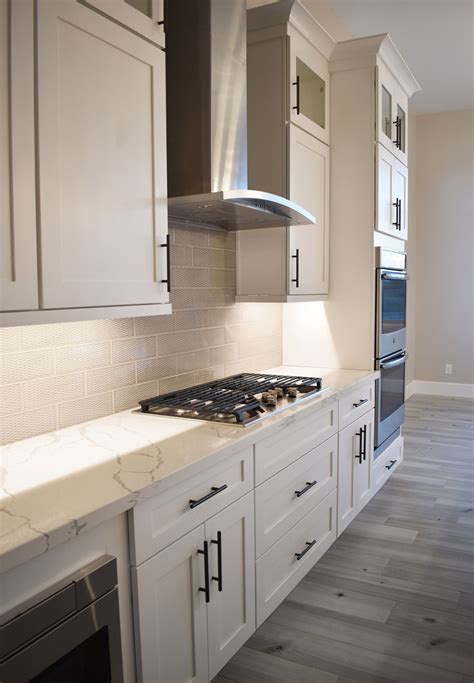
[{"left": 138, "top": 372, "right": 323, "bottom": 426}]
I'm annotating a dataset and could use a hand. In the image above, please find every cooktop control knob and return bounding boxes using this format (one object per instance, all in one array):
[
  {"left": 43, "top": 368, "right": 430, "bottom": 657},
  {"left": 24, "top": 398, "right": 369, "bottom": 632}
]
[
  {"left": 273, "top": 387, "right": 284, "bottom": 398},
  {"left": 287, "top": 387, "right": 298, "bottom": 398},
  {"left": 262, "top": 392, "right": 277, "bottom": 406}
]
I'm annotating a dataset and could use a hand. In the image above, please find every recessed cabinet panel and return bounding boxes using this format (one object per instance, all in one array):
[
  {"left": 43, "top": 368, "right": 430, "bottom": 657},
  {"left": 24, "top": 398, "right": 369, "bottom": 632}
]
[
  {"left": 288, "top": 125, "right": 329, "bottom": 295},
  {"left": 84, "top": 0, "right": 165, "bottom": 47},
  {"left": 37, "top": 0, "right": 169, "bottom": 310},
  {"left": 132, "top": 525, "right": 209, "bottom": 683},
  {"left": 0, "top": 0, "right": 38, "bottom": 312},
  {"left": 290, "top": 30, "right": 329, "bottom": 145},
  {"left": 376, "top": 144, "right": 408, "bottom": 240}
]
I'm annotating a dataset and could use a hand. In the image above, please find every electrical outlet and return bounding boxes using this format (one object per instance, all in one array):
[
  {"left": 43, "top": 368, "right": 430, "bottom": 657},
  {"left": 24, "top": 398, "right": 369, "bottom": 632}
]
[{"left": 445, "top": 364, "right": 453, "bottom": 375}]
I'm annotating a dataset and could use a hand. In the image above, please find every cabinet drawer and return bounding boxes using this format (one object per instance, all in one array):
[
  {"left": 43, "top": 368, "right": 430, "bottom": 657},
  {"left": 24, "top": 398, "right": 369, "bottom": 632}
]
[
  {"left": 255, "top": 434, "right": 337, "bottom": 557},
  {"left": 373, "top": 435, "right": 404, "bottom": 494},
  {"left": 338, "top": 381, "right": 374, "bottom": 430},
  {"left": 255, "top": 401, "right": 338, "bottom": 485},
  {"left": 130, "top": 448, "right": 254, "bottom": 565},
  {"left": 256, "top": 489, "right": 337, "bottom": 626}
]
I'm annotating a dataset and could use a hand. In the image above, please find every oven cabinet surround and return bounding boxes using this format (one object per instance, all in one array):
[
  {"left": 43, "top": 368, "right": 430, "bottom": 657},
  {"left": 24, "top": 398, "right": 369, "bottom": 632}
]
[
  {"left": 236, "top": 1, "right": 334, "bottom": 303},
  {"left": 0, "top": 515, "right": 136, "bottom": 683},
  {"left": 329, "top": 34, "right": 419, "bottom": 244},
  {"left": 128, "top": 377, "right": 403, "bottom": 681},
  {"left": 0, "top": 0, "right": 171, "bottom": 327}
]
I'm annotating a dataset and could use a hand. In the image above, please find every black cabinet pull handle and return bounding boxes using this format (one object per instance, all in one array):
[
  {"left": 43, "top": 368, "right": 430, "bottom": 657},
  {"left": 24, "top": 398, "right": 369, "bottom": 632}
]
[
  {"left": 291, "top": 249, "right": 300, "bottom": 288},
  {"left": 293, "top": 75, "right": 300, "bottom": 114},
  {"left": 393, "top": 116, "right": 401, "bottom": 149},
  {"left": 198, "top": 540, "right": 210, "bottom": 603},
  {"left": 295, "top": 539, "right": 317, "bottom": 560},
  {"left": 295, "top": 480, "right": 318, "bottom": 498},
  {"left": 398, "top": 198, "right": 402, "bottom": 231},
  {"left": 363, "top": 424, "right": 367, "bottom": 461},
  {"left": 160, "top": 234, "right": 171, "bottom": 292},
  {"left": 189, "top": 484, "right": 227, "bottom": 509},
  {"left": 385, "top": 459, "right": 397, "bottom": 471},
  {"left": 352, "top": 398, "right": 368, "bottom": 408},
  {"left": 211, "top": 531, "right": 223, "bottom": 592}
]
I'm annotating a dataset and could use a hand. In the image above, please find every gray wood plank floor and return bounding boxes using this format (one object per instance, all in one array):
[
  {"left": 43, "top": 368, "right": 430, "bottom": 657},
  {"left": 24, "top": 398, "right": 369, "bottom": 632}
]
[{"left": 216, "top": 394, "right": 474, "bottom": 683}]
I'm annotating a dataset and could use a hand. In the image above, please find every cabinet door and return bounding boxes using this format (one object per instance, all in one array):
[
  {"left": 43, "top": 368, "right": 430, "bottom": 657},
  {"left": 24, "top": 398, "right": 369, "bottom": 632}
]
[
  {"left": 289, "top": 30, "right": 329, "bottom": 145},
  {"left": 206, "top": 492, "right": 255, "bottom": 680},
  {"left": 288, "top": 125, "right": 329, "bottom": 295},
  {"left": 356, "top": 410, "right": 374, "bottom": 511},
  {"left": 337, "top": 419, "right": 358, "bottom": 535},
  {"left": 37, "top": 0, "right": 169, "bottom": 310},
  {"left": 377, "top": 64, "right": 408, "bottom": 165},
  {"left": 376, "top": 144, "right": 399, "bottom": 239},
  {"left": 393, "top": 158, "right": 408, "bottom": 240},
  {"left": 131, "top": 525, "right": 209, "bottom": 683},
  {"left": 84, "top": 0, "right": 165, "bottom": 48},
  {"left": 0, "top": 0, "right": 38, "bottom": 312}
]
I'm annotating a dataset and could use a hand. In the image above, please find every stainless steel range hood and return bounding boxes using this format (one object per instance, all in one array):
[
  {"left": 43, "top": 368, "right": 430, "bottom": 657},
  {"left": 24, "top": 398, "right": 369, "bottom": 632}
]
[{"left": 166, "top": 0, "right": 315, "bottom": 231}]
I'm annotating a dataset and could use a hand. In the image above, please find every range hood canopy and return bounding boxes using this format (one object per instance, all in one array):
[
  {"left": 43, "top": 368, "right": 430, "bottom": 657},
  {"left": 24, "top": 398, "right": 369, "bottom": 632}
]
[{"left": 166, "top": 0, "right": 316, "bottom": 231}]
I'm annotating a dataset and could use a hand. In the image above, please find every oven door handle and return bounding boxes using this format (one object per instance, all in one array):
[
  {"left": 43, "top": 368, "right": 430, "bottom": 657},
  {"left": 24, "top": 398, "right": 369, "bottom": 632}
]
[
  {"left": 380, "top": 352, "right": 408, "bottom": 369},
  {"left": 381, "top": 271, "right": 409, "bottom": 281}
]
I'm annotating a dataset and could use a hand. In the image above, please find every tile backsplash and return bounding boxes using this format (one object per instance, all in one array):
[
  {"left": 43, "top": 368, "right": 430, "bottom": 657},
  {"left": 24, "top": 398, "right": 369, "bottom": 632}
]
[{"left": 0, "top": 226, "right": 282, "bottom": 445}]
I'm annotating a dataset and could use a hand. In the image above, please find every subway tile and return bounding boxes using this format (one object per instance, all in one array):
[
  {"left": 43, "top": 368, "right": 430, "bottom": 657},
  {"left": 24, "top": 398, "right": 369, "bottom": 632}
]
[
  {"left": 20, "top": 322, "right": 84, "bottom": 349},
  {"left": 86, "top": 364, "right": 136, "bottom": 395},
  {"left": 210, "top": 344, "right": 238, "bottom": 365},
  {"left": 134, "top": 315, "right": 175, "bottom": 336},
  {"left": 193, "top": 289, "right": 228, "bottom": 308},
  {"left": 170, "top": 289, "right": 194, "bottom": 309},
  {"left": 55, "top": 342, "right": 110, "bottom": 375},
  {"left": 84, "top": 318, "right": 134, "bottom": 341},
  {"left": 209, "top": 307, "right": 241, "bottom": 327},
  {"left": 194, "top": 327, "right": 226, "bottom": 349},
  {"left": 194, "top": 365, "right": 226, "bottom": 384},
  {"left": 158, "top": 331, "right": 195, "bottom": 355},
  {"left": 170, "top": 244, "right": 193, "bottom": 266},
  {"left": 0, "top": 328, "right": 20, "bottom": 353},
  {"left": 113, "top": 381, "right": 157, "bottom": 412},
  {"left": 224, "top": 250, "right": 236, "bottom": 269},
  {"left": 0, "top": 406, "right": 57, "bottom": 446},
  {"left": 158, "top": 373, "right": 195, "bottom": 395},
  {"left": 171, "top": 267, "right": 210, "bottom": 289},
  {"left": 137, "top": 355, "right": 177, "bottom": 383},
  {"left": 174, "top": 310, "right": 211, "bottom": 331},
  {"left": 0, "top": 349, "right": 55, "bottom": 385},
  {"left": 58, "top": 393, "right": 113, "bottom": 429},
  {"left": 193, "top": 247, "right": 226, "bottom": 269},
  {"left": 224, "top": 359, "right": 256, "bottom": 376},
  {"left": 23, "top": 373, "right": 85, "bottom": 410},
  {"left": 209, "top": 269, "right": 236, "bottom": 288},
  {"left": 111, "top": 336, "right": 156, "bottom": 364},
  {"left": 177, "top": 349, "right": 211, "bottom": 373},
  {"left": 208, "top": 231, "right": 236, "bottom": 249},
  {"left": 0, "top": 384, "right": 22, "bottom": 416},
  {"left": 173, "top": 226, "right": 209, "bottom": 247}
]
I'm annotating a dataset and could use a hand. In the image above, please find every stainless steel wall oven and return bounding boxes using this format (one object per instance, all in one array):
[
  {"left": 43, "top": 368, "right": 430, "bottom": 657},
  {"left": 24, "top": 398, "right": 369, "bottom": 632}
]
[
  {"left": 0, "top": 556, "right": 123, "bottom": 683},
  {"left": 375, "top": 248, "right": 408, "bottom": 455}
]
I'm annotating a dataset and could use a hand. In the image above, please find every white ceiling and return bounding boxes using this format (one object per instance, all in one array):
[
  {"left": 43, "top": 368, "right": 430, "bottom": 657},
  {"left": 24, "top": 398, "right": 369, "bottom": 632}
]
[{"left": 324, "top": 0, "right": 474, "bottom": 114}]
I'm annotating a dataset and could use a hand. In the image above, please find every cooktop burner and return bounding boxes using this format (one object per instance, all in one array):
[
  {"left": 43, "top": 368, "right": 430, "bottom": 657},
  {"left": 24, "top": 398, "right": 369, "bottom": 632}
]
[{"left": 138, "top": 372, "right": 325, "bottom": 426}]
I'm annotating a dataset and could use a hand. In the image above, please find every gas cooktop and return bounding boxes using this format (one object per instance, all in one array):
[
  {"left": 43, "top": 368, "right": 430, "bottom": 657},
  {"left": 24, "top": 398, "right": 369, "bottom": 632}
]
[{"left": 138, "top": 372, "right": 326, "bottom": 427}]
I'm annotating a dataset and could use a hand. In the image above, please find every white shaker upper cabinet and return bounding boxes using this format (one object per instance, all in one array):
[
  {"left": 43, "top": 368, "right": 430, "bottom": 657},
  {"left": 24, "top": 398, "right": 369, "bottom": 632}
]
[
  {"left": 288, "top": 124, "right": 329, "bottom": 296},
  {"left": 0, "top": 0, "right": 38, "bottom": 312},
  {"left": 289, "top": 29, "right": 330, "bottom": 146},
  {"left": 377, "top": 144, "right": 408, "bottom": 240},
  {"left": 36, "top": 0, "right": 169, "bottom": 310},
  {"left": 84, "top": 0, "right": 165, "bottom": 48},
  {"left": 377, "top": 62, "right": 408, "bottom": 166}
]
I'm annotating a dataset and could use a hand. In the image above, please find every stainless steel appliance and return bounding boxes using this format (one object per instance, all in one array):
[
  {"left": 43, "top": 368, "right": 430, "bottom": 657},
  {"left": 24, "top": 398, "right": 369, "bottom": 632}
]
[
  {"left": 139, "top": 372, "right": 326, "bottom": 426},
  {"left": 165, "top": 0, "right": 316, "bottom": 231},
  {"left": 375, "top": 248, "right": 408, "bottom": 455},
  {"left": 0, "top": 556, "right": 123, "bottom": 683}
]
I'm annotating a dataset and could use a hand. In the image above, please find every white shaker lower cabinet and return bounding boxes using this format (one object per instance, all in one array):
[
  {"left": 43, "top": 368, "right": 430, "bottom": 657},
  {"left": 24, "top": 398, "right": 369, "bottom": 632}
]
[
  {"left": 337, "top": 409, "right": 375, "bottom": 535},
  {"left": 131, "top": 492, "right": 255, "bottom": 683}
]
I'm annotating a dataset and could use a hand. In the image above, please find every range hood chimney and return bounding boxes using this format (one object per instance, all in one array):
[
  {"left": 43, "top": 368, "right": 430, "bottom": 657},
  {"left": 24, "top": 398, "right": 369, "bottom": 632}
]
[{"left": 166, "top": 0, "right": 315, "bottom": 231}]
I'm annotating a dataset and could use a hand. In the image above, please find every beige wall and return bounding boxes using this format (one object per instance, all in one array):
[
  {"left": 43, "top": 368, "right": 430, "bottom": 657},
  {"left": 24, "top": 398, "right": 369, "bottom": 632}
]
[
  {"left": 405, "top": 113, "right": 417, "bottom": 385},
  {"left": 413, "top": 109, "right": 474, "bottom": 385},
  {"left": 0, "top": 227, "right": 282, "bottom": 445}
]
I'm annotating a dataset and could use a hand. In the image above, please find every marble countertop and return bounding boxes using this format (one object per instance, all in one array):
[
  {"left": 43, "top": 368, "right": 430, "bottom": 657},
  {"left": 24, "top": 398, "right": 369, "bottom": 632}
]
[{"left": 0, "top": 365, "right": 378, "bottom": 572}]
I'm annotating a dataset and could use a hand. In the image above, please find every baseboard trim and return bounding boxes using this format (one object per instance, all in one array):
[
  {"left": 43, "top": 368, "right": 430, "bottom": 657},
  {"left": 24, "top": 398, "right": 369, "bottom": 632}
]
[{"left": 408, "top": 380, "right": 474, "bottom": 399}]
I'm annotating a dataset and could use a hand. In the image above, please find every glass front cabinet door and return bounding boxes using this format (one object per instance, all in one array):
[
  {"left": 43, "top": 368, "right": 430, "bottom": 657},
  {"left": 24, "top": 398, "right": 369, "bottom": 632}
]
[
  {"left": 377, "top": 63, "right": 408, "bottom": 166},
  {"left": 289, "top": 30, "right": 330, "bottom": 146},
  {"left": 84, "top": 0, "right": 165, "bottom": 47}
]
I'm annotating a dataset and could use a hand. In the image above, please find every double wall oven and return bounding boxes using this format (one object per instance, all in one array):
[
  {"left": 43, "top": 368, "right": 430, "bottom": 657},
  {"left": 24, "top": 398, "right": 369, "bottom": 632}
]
[{"left": 375, "top": 248, "right": 408, "bottom": 455}]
